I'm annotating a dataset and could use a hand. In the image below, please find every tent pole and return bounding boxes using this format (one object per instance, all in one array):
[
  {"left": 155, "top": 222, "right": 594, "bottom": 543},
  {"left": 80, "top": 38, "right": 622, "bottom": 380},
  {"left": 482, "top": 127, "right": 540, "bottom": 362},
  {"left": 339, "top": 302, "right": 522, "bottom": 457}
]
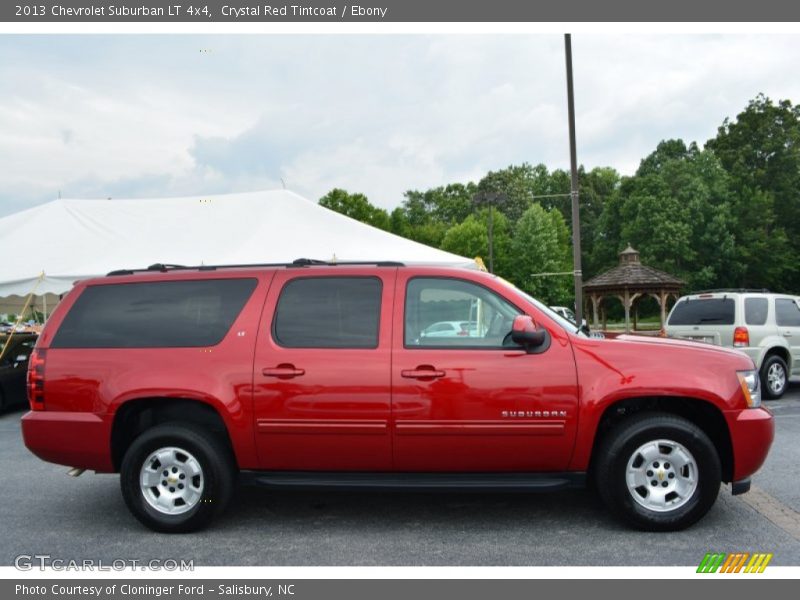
[{"left": 0, "top": 272, "right": 44, "bottom": 362}]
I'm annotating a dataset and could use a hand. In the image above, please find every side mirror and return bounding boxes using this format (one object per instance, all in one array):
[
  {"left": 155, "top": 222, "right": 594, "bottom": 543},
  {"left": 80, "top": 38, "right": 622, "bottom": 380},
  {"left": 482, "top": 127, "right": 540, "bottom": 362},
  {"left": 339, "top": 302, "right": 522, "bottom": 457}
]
[{"left": 511, "top": 315, "right": 547, "bottom": 351}]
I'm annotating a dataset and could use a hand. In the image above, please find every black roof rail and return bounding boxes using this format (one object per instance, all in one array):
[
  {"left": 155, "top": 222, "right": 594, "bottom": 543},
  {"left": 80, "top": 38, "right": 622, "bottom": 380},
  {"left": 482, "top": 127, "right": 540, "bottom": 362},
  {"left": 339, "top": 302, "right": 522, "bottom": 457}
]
[
  {"left": 106, "top": 259, "right": 405, "bottom": 276},
  {"left": 147, "top": 263, "right": 188, "bottom": 272},
  {"left": 691, "top": 288, "right": 771, "bottom": 294}
]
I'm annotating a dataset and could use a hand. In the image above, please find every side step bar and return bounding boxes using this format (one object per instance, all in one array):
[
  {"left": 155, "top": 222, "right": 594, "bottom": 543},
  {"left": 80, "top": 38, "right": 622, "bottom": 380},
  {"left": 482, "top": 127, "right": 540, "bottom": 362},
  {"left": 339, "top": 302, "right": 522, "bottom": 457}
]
[{"left": 240, "top": 471, "right": 586, "bottom": 492}]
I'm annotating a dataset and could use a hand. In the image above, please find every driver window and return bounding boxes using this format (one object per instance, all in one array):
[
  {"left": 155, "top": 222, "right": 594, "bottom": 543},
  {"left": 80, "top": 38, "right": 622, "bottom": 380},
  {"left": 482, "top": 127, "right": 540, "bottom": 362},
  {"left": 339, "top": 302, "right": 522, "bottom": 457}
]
[{"left": 405, "top": 277, "right": 522, "bottom": 348}]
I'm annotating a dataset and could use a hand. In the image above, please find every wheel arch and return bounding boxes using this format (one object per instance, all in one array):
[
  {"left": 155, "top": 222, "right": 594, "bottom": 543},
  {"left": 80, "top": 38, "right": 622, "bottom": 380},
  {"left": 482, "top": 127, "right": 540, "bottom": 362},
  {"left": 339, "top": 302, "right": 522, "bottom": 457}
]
[
  {"left": 762, "top": 345, "right": 790, "bottom": 369},
  {"left": 588, "top": 396, "right": 734, "bottom": 484},
  {"left": 110, "top": 397, "right": 236, "bottom": 472}
]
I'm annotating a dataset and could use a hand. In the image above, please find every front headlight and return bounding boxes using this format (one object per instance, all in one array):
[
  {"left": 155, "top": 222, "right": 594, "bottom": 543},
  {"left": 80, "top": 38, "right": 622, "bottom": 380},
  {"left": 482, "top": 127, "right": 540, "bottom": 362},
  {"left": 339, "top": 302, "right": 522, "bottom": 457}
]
[{"left": 737, "top": 370, "right": 761, "bottom": 408}]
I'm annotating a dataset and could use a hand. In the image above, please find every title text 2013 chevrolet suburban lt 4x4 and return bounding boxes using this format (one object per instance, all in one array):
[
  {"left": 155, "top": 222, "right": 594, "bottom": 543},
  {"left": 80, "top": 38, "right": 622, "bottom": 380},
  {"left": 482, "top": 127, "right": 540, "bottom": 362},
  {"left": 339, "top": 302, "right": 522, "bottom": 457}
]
[{"left": 21, "top": 261, "right": 774, "bottom": 532}]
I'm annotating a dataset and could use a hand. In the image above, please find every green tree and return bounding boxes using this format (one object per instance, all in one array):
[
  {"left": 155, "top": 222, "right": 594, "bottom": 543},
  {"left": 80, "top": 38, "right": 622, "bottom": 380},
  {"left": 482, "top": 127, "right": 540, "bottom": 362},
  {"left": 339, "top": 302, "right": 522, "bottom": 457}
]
[
  {"left": 440, "top": 209, "right": 512, "bottom": 276},
  {"left": 706, "top": 94, "right": 800, "bottom": 291},
  {"left": 318, "top": 188, "right": 391, "bottom": 231},
  {"left": 609, "top": 140, "right": 739, "bottom": 291},
  {"left": 402, "top": 184, "right": 477, "bottom": 226},
  {"left": 511, "top": 204, "right": 573, "bottom": 305},
  {"left": 394, "top": 183, "right": 479, "bottom": 247},
  {"left": 440, "top": 215, "right": 487, "bottom": 261},
  {"left": 477, "top": 163, "right": 552, "bottom": 222},
  {"left": 577, "top": 167, "right": 620, "bottom": 278},
  {"left": 729, "top": 187, "right": 792, "bottom": 289}
]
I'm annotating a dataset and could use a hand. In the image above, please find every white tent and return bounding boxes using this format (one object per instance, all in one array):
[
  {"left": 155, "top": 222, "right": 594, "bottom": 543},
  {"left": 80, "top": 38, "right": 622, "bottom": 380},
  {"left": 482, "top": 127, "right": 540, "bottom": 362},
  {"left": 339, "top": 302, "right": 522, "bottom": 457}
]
[{"left": 0, "top": 190, "right": 473, "bottom": 297}]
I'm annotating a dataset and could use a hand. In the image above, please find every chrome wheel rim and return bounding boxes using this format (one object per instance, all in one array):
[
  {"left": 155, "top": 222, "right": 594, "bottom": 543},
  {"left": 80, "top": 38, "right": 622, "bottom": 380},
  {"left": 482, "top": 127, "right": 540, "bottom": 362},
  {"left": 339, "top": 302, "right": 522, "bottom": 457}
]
[
  {"left": 625, "top": 439, "right": 698, "bottom": 512},
  {"left": 767, "top": 363, "right": 786, "bottom": 395},
  {"left": 139, "top": 446, "right": 204, "bottom": 515}
]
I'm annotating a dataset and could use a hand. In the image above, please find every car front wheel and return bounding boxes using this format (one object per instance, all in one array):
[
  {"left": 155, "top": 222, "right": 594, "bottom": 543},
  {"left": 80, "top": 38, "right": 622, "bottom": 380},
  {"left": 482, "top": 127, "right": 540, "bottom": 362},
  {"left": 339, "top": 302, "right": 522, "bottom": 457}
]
[
  {"left": 594, "top": 412, "right": 721, "bottom": 531},
  {"left": 120, "top": 423, "right": 236, "bottom": 533}
]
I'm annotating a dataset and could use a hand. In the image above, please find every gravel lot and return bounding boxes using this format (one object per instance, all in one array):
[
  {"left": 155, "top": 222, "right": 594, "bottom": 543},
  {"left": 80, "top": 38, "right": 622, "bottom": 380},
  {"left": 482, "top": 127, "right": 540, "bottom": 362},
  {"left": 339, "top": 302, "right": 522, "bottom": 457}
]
[{"left": 1, "top": 386, "right": 799, "bottom": 567}]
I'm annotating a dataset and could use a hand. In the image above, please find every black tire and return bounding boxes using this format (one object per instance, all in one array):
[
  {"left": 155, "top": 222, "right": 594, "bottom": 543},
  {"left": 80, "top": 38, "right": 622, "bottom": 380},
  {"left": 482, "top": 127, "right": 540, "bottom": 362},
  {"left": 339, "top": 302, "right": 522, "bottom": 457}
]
[
  {"left": 120, "top": 423, "right": 236, "bottom": 533},
  {"left": 760, "top": 354, "right": 788, "bottom": 399},
  {"left": 594, "top": 412, "right": 721, "bottom": 531}
]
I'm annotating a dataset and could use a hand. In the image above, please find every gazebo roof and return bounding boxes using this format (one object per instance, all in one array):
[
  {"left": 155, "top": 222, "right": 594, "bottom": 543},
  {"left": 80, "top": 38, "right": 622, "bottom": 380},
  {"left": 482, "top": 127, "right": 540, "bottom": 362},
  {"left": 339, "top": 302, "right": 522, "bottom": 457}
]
[{"left": 583, "top": 245, "right": 684, "bottom": 292}]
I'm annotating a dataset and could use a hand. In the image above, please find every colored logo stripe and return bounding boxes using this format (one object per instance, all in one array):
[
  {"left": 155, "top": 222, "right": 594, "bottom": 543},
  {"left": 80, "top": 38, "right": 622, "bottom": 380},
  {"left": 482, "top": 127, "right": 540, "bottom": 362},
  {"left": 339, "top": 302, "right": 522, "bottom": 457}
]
[
  {"left": 697, "top": 552, "right": 772, "bottom": 573},
  {"left": 745, "top": 553, "right": 773, "bottom": 573},
  {"left": 697, "top": 553, "right": 726, "bottom": 573}
]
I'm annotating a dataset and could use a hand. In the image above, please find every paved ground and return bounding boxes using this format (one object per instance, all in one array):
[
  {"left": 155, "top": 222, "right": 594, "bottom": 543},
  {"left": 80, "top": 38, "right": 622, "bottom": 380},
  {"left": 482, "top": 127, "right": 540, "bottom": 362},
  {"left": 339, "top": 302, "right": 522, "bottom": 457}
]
[{"left": 1, "top": 387, "right": 799, "bottom": 567}]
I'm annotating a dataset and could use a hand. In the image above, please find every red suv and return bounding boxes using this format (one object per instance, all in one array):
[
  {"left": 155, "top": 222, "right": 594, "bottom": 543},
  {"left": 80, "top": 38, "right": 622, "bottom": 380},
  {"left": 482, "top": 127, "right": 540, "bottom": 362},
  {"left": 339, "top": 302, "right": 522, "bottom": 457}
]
[{"left": 22, "top": 260, "right": 774, "bottom": 532}]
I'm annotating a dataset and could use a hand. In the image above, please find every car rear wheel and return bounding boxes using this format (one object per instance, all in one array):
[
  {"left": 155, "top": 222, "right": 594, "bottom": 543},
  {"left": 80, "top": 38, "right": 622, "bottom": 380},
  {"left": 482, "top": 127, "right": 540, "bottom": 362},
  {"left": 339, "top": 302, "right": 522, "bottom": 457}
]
[
  {"left": 120, "top": 423, "right": 235, "bottom": 533},
  {"left": 594, "top": 412, "right": 721, "bottom": 531},
  {"left": 760, "top": 355, "right": 788, "bottom": 399}
]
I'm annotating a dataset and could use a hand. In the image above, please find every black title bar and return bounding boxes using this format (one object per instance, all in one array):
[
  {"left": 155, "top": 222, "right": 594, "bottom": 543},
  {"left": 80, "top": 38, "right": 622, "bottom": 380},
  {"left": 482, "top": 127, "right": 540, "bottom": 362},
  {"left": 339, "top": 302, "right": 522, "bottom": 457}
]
[{"left": 3, "top": 0, "right": 800, "bottom": 22}]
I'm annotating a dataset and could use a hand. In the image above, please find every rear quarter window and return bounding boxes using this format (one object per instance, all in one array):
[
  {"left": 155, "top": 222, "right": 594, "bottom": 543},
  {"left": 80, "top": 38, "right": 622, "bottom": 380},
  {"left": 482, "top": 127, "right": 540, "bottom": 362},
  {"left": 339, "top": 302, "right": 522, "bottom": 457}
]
[
  {"left": 51, "top": 278, "right": 258, "bottom": 348},
  {"left": 272, "top": 277, "right": 382, "bottom": 348},
  {"left": 744, "top": 297, "right": 769, "bottom": 326},
  {"left": 668, "top": 298, "right": 735, "bottom": 326}
]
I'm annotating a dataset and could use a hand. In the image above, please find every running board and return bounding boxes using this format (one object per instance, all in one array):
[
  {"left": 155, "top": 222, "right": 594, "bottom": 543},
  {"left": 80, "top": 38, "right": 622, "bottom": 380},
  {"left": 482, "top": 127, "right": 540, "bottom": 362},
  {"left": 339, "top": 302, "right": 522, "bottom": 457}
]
[{"left": 239, "top": 471, "right": 586, "bottom": 492}]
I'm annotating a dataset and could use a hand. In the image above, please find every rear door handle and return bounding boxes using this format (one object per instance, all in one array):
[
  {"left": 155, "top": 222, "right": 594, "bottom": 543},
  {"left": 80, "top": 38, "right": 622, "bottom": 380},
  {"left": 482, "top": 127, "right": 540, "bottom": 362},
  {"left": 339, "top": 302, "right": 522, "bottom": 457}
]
[
  {"left": 262, "top": 364, "right": 305, "bottom": 378},
  {"left": 784, "top": 331, "right": 793, "bottom": 338},
  {"left": 401, "top": 365, "right": 445, "bottom": 379}
]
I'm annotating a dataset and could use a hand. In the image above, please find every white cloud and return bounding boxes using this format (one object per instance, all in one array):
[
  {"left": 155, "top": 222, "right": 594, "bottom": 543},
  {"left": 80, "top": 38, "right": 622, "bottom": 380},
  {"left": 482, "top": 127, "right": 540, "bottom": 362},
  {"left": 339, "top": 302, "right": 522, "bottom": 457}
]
[{"left": 1, "top": 34, "right": 799, "bottom": 217}]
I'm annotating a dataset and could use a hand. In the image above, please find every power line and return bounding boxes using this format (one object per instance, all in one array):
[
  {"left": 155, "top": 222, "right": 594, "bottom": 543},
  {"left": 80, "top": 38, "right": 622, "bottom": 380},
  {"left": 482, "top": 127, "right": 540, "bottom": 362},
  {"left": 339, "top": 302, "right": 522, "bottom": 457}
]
[
  {"left": 529, "top": 271, "right": 578, "bottom": 278},
  {"left": 529, "top": 193, "right": 572, "bottom": 200}
]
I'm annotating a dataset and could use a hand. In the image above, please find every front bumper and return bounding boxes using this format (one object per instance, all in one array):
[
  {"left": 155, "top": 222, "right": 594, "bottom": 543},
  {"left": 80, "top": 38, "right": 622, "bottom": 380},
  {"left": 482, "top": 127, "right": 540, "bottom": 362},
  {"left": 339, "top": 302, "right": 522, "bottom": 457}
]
[
  {"left": 726, "top": 407, "right": 774, "bottom": 482},
  {"left": 731, "top": 478, "right": 751, "bottom": 495},
  {"left": 21, "top": 411, "right": 114, "bottom": 472}
]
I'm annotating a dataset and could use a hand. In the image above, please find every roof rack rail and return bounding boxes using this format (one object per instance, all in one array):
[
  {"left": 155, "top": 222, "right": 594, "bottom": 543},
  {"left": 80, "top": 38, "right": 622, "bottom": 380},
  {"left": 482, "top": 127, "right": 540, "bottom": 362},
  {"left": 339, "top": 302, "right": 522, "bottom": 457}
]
[
  {"left": 147, "top": 263, "right": 188, "bottom": 272},
  {"left": 106, "top": 259, "right": 405, "bottom": 276},
  {"left": 691, "top": 288, "right": 771, "bottom": 294}
]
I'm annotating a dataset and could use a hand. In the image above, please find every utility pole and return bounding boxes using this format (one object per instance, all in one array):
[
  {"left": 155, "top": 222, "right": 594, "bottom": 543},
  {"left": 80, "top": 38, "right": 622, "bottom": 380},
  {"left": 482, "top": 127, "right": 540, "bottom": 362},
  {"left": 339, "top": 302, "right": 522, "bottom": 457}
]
[
  {"left": 564, "top": 33, "right": 584, "bottom": 324},
  {"left": 487, "top": 205, "right": 494, "bottom": 274}
]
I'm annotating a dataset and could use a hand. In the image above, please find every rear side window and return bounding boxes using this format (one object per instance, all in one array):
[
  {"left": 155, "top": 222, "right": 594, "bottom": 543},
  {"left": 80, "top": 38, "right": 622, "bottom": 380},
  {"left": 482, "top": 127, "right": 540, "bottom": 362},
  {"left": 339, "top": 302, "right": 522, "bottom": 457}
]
[
  {"left": 745, "top": 297, "right": 769, "bottom": 326},
  {"left": 52, "top": 279, "right": 257, "bottom": 348},
  {"left": 775, "top": 298, "right": 800, "bottom": 327},
  {"left": 668, "top": 298, "right": 735, "bottom": 326},
  {"left": 272, "top": 277, "right": 382, "bottom": 348}
]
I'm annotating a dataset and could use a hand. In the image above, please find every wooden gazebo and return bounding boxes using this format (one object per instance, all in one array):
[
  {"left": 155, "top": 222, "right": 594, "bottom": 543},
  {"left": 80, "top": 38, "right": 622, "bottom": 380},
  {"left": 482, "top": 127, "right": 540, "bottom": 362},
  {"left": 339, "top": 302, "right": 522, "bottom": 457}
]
[{"left": 583, "top": 246, "right": 684, "bottom": 332}]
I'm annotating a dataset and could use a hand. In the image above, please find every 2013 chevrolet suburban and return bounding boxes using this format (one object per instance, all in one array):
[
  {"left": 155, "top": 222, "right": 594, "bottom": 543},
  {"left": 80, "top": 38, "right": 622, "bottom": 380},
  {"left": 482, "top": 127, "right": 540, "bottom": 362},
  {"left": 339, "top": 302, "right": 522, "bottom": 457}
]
[{"left": 21, "top": 260, "right": 774, "bottom": 532}]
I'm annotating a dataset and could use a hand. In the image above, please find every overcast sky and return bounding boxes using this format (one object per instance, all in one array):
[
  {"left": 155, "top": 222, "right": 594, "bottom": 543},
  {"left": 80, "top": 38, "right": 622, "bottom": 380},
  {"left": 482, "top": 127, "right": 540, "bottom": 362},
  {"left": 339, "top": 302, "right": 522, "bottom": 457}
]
[{"left": 1, "top": 34, "right": 799, "bottom": 218}]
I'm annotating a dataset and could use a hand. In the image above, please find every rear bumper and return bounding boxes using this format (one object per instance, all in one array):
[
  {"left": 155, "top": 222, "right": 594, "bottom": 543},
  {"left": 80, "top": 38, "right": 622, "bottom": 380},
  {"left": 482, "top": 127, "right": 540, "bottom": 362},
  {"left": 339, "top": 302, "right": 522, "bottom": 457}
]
[
  {"left": 726, "top": 407, "right": 774, "bottom": 482},
  {"left": 21, "top": 411, "right": 114, "bottom": 472}
]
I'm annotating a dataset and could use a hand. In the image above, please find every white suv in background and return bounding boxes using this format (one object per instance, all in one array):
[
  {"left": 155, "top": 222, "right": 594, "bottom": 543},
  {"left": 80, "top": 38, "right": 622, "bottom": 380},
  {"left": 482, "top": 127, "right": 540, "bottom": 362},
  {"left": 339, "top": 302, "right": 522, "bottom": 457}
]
[{"left": 665, "top": 290, "right": 800, "bottom": 399}]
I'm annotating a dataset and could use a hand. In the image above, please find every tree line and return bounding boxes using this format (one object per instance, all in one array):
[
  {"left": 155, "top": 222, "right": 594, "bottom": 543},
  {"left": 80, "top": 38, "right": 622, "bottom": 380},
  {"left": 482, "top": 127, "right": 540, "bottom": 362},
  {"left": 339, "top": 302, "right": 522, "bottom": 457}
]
[{"left": 319, "top": 94, "right": 800, "bottom": 306}]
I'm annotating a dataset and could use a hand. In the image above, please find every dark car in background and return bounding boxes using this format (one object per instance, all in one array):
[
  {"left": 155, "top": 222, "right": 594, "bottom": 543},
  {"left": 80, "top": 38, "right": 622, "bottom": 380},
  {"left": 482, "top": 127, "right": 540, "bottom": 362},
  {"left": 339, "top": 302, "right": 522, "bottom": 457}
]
[{"left": 0, "top": 334, "right": 37, "bottom": 409}]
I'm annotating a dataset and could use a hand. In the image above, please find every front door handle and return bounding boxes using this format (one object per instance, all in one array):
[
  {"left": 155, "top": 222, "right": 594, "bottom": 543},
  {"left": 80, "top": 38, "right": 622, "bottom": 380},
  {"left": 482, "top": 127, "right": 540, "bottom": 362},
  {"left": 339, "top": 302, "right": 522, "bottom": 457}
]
[
  {"left": 784, "top": 331, "right": 793, "bottom": 338},
  {"left": 262, "top": 364, "right": 305, "bottom": 379},
  {"left": 401, "top": 365, "right": 446, "bottom": 380}
]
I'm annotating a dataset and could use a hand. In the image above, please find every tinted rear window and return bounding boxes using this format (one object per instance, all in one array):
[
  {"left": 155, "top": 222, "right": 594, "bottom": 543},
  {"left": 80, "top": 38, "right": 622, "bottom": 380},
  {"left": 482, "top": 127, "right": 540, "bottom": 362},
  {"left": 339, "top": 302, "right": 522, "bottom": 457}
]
[
  {"left": 272, "top": 277, "right": 381, "bottom": 348},
  {"left": 668, "top": 298, "right": 735, "bottom": 326},
  {"left": 745, "top": 297, "right": 769, "bottom": 326},
  {"left": 52, "top": 279, "right": 257, "bottom": 348}
]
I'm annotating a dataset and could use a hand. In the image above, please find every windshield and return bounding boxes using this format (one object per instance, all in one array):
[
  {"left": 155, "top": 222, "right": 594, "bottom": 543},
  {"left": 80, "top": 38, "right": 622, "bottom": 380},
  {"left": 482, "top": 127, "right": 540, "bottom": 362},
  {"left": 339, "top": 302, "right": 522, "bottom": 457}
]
[{"left": 493, "top": 277, "right": 587, "bottom": 337}]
